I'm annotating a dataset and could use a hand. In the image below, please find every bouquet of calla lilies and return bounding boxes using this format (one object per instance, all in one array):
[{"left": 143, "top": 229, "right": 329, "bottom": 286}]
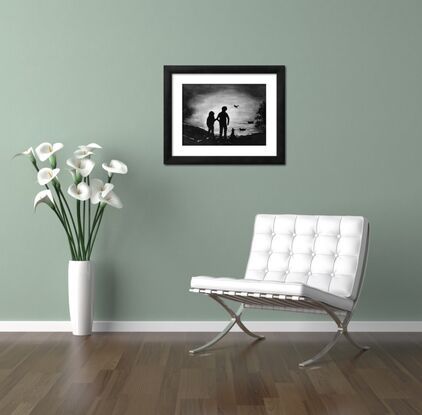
[{"left": 15, "top": 142, "right": 127, "bottom": 260}]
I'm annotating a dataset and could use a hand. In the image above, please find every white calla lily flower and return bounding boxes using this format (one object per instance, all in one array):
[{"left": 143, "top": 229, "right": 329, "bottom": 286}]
[
  {"left": 37, "top": 167, "right": 60, "bottom": 185},
  {"left": 34, "top": 189, "right": 54, "bottom": 210},
  {"left": 16, "top": 140, "right": 127, "bottom": 261},
  {"left": 13, "top": 147, "right": 36, "bottom": 160},
  {"left": 102, "top": 160, "right": 128, "bottom": 176},
  {"left": 35, "top": 142, "right": 64, "bottom": 162},
  {"left": 80, "top": 143, "right": 102, "bottom": 150},
  {"left": 73, "top": 149, "right": 94, "bottom": 159},
  {"left": 90, "top": 178, "right": 114, "bottom": 204},
  {"left": 66, "top": 158, "right": 95, "bottom": 177},
  {"left": 99, "top": 191, "right": 123, "bottom": 208},
  {"left": 74, "top": 143, "right": 102, "bottom": 159},
  {"left": 67, "top": 182, "right": 91, "bottom": 201}
]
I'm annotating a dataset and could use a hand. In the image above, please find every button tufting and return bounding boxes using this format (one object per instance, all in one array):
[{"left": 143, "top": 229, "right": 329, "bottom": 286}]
[{"left": 236, "top": 214, "right": 367, "bottom": 300}]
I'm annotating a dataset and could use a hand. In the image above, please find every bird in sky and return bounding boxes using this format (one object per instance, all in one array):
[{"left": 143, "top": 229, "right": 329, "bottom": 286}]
[{"left": 234, "top": 105, "right": 239, "bottom": 108}]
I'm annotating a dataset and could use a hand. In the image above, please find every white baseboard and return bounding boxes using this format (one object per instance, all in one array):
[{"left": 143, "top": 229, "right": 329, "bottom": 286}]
[{"left": 0, "top": 321, "right": 421, "bottom": 332}]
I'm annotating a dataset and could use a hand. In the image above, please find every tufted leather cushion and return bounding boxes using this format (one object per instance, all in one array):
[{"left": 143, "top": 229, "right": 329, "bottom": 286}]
[
  {"left": 190, "top": 214, "right": 369, "bottom": 310},
  {"left": 245, "top": 215, "right": 368, "bottom": 300}
]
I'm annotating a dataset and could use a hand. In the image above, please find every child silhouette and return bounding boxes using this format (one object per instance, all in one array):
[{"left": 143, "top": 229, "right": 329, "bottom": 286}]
[
  {"left": 206, "top": 111, "right": 216, "bottom": 138},
  {"left": 216, "top": 106, "right": 230, "bottom": 139}
]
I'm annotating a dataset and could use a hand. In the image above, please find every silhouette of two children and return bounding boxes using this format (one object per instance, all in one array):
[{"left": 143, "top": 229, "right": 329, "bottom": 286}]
[{"left": 207, "top": 106, "right": 230, "bottom": 139}]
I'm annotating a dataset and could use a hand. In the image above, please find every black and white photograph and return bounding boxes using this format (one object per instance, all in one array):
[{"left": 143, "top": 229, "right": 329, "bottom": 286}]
[
  {"left": 164, "top": 66, "right": 285, "bottom": 164},
  {"left": 182, "top": 84, "right": 266, "bottom": 146}
]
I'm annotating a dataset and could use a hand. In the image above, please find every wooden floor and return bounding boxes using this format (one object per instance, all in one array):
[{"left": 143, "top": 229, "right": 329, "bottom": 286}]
[{"left": 1, "top": 332, "right": 422, "bottom": 414}]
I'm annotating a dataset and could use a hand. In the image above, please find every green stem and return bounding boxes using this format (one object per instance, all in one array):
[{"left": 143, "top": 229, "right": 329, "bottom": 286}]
[
  {"left": 87, "top": 206, "right": 105, "bottom": 259},
  {"left": 82, "top": 177, "right": 87, "bottom": 251},
  {"left": 52, "top": 206, "right": 76, "bottom": 259},
  {"left": 86, "top": 204, "right": 101, "bottom": 252},
  {"left": 82, "top": 199, "right": 86, "bottom": 252},
  {"left": 87, "top": 177, "right": 91, "bottom": 249},
  {"left": 76, "top": 200, "right": 85, "bottom": 259},
  {"left": 55, "top": 187, "right": 80, "bottom": 259},
  {"left": 52, "top": 186, "right": 77, "bottom": 256},
  {"left": 57, "top": 187, "right": 81, "bottom": 255}
]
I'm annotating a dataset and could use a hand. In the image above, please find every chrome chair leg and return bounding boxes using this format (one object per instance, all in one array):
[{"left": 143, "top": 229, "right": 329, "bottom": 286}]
[
  {"left": 189, "top": 317, "right": 237, "bottom": 354},
  {"left": 236, "top": 319, "right": 265, "bottom": 340},
  {"left": 298, "top": 309, "right": 369, "bottom": 367},
  {"left": 343, "top": 330, "right": 370, "bottom": 351},
  {"left": 299, "top": 330, "right": 343, "bottom": 367},
  {"left": 189, "top": 295, "right": 265, "bottom": 354},
  {"left": 342, "top": 311, "right": 370, "bottom": 351}
]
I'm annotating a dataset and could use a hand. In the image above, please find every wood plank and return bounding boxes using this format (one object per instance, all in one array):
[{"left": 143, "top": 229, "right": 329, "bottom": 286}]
[{"left": 0, "top": 333, "right": 421, "bottom": 414}]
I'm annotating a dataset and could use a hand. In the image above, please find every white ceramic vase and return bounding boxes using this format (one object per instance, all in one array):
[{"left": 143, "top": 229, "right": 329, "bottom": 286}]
[{"left": 68, "top": 261, "right": 94, "bottom": 336}]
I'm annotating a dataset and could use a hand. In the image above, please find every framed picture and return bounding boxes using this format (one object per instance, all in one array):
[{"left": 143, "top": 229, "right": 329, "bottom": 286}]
[{"left": 164, "top": 65, "right": 285, "bottom": 165}]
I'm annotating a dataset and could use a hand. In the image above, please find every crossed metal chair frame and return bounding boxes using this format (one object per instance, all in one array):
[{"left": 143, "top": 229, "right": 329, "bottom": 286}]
[{"left": 189, "top": 289, "right": 369, "bottom": 367}]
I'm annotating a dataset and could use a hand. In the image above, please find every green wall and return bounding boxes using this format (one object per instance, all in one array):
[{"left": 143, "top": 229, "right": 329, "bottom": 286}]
[{"left": 1, "top": 0, "right": 421, "bottom": 321}]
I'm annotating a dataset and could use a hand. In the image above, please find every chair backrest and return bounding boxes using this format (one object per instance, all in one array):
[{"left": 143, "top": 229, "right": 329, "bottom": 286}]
[{"left": 245, "top": 214, "right": 369, "bottom": 300}]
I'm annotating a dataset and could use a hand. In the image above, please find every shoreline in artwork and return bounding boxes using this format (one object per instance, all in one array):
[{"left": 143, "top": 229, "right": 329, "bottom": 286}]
[{"left": 182, "top": 124, "right": 266, "bottom": 146}]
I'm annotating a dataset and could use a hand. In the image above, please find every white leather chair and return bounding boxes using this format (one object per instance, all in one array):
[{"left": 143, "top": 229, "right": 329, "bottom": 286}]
[{"left": 189, "top": 214, "right": 370, "bottom": 366}]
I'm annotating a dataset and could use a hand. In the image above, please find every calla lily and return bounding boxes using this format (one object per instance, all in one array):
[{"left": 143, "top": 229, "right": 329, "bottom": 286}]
[
  {"left": 73, "top": 148, "right": 94, "bottom": 159},
  {"left": 80, "top": 143, "right": 102, "bottom": 150},
  {"left": 102, "top": 160, "right": 128, "bottom": 176},
  {"left": 74, "top": 143, "right": 102, "bottom": 159},
  {"left": 37, "top": 167, "right": 60, "bottom": 185},
  {"left": 67, "top": 182, "right": 91, "bottom": 201},
  {"left": 99, "top": 191, "right": 123, "bottom": 208},
  {"left": 16, "top": 141, "right": 127, "bottom": 261},
  {"left": 66, "top": 158, "right": 95, "bottom": 177},
  {"left": 13, "top": 147, "right": 36, "bottom": 162},
  {"left": 34, "top": 189, "right": 54, "bottom": 210},
  {"left": 35, "top": 142, "right": 64, "bottom": 162},
  {"left": 90, "top": 178, "right": 114, "bottom": 204}
]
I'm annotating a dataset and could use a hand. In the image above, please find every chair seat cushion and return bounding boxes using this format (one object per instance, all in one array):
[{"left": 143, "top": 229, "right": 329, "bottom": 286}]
[{"left": 190, "top": 276, "right": 354, "bottom": 311}]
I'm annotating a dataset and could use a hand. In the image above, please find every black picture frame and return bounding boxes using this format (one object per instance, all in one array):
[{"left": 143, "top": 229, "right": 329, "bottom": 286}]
[{"left": 164, "top": 65, "right": 285, "bottom": 165}]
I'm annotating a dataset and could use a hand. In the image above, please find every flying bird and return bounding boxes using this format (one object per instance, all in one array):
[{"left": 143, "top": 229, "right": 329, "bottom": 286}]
[{"left": 234, "top": 105, "right": 239, "bottom": 108}]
